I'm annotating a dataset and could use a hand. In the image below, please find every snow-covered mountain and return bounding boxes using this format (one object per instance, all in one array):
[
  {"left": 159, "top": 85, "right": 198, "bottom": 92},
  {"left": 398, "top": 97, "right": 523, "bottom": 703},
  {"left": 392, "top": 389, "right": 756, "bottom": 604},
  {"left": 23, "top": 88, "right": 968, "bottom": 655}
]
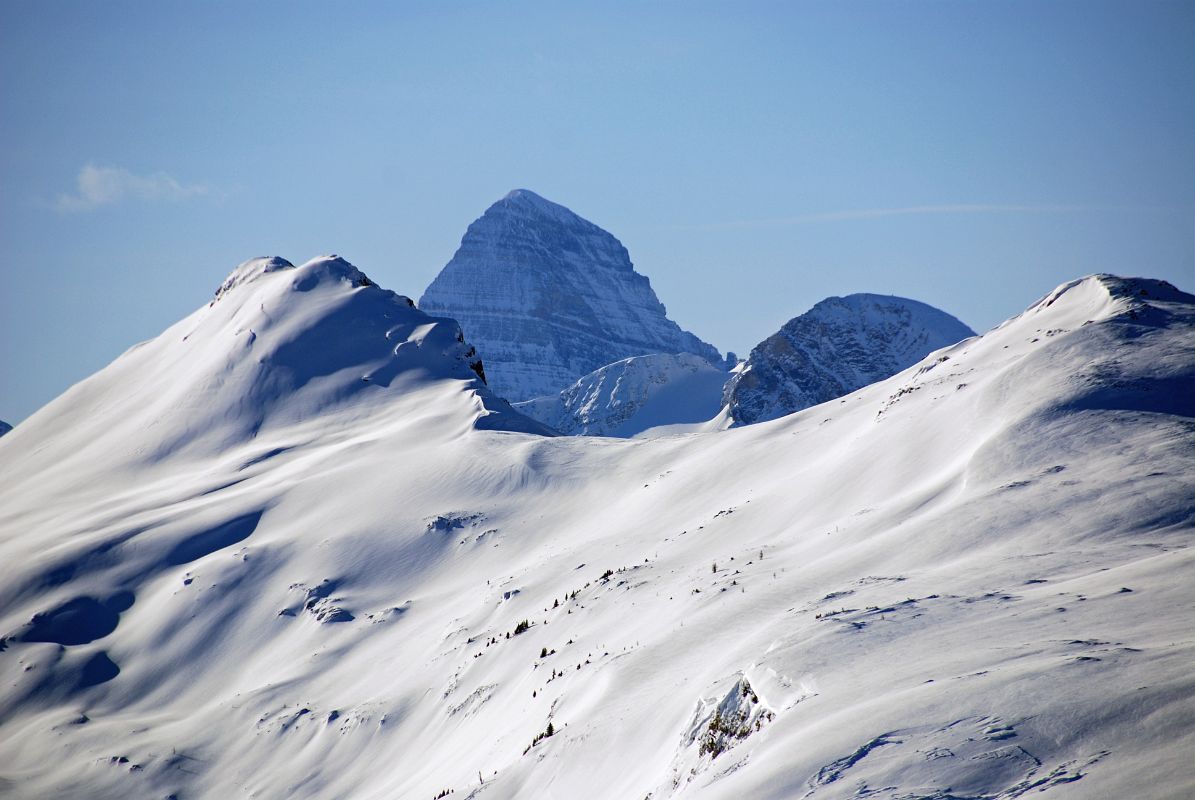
[
  {"left": 0, "top": 254, "right": 548, "bottom": 477},
  {"left": 419, "top": 190, "right": 721, "bottom": 402},
  {"left": 724, "top": 293, "right": 975, "bottom": 425},
  {"left": 1, "top": 271, "right": 1193, "bottom": 800},
  {"left": 515, "top": 352, "right": 730, "bottom": 437}
]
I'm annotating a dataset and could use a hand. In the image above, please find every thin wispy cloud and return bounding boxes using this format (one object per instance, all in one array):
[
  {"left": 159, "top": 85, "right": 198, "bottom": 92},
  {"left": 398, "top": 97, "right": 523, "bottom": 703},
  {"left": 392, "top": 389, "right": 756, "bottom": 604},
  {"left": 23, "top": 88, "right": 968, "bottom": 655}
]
[
  {"left": 56, "top": 164, "right": 211, "bottom": 212},
  {"left": 788, "top": 204, "right": 1088, "bottom": 223},
  {"left": 670, "top": 204, "right": 1097, "bottom": 232}
]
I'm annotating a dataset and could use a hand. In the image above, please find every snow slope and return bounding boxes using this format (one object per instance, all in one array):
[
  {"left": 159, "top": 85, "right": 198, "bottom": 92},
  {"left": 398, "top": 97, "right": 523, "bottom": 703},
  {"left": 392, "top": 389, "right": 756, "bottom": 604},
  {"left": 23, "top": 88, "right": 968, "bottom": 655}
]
[
  {"left": 419, "top": 190, "right": 721, "bottom": 401},
  {"left": 0, "top": 254, "right": 547, "bottom": 472},
  {"left": 725, "top": 293, "right": 975, "bottom": 425},
  {"left": 514, "top": 353, "right": 730, "bottom": 437},
  {"left": 0, "top": 271, "right": 1192, "bottom": 800}
]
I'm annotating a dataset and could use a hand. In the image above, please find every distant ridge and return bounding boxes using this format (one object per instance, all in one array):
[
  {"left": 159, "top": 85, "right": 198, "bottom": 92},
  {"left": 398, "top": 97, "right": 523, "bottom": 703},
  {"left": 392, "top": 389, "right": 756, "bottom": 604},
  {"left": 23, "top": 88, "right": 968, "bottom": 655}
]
[
  {"left": 515, "top": 352, "right": 729, "bottom": 437},
  {"left": 724, "top": 293, "right": 975, "bottom": 425}
]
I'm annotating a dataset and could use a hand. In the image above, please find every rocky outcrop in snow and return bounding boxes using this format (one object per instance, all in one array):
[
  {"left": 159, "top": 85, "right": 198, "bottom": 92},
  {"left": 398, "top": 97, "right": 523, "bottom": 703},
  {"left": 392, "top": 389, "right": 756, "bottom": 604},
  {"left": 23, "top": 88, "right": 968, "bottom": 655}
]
[
  {"left": 724, "top": 293, "right": 975, "bottom": 425},
  {"left": 419, "top": 190, "right": 720, "bottom": 402},
  {"left": 515, "top": 352, "right": 729, "bottom": 437}
]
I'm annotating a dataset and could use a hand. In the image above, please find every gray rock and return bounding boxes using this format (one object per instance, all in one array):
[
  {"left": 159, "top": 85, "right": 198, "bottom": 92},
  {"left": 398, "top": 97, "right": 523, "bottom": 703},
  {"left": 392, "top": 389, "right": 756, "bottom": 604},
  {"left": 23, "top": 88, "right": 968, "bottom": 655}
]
[
  {"left": 419, "top": 190, "right": 720, "bottom": 401},
  {"left": 725, "top": 294, "right": 975, "bottom": 425}
]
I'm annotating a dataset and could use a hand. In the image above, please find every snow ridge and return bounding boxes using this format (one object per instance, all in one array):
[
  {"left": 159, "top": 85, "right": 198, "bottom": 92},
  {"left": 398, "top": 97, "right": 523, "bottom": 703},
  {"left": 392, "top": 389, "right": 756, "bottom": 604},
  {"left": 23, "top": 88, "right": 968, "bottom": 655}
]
[
  {"left": 1, "top": 254, "right": 550, "bottom": 478},
  {"left": 419, "top": 190, "right": 721, "bottom": 402}
]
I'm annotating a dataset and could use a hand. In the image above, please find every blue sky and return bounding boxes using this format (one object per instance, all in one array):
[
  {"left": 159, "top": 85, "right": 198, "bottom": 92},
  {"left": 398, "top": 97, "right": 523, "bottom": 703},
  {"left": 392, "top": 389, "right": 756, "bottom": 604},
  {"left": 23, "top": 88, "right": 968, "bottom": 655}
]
[{"left": 2, "top": 1, "right": 1193, "bottom": 422}]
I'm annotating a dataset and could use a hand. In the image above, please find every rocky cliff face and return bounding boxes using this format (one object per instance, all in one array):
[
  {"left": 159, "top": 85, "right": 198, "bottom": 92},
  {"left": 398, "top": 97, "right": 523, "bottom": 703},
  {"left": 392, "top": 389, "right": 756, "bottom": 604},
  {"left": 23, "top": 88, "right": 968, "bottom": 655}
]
[
  {"left": 724, "top": 293, "right": 975, "bottom": 425},
  {"left": 419, "top": 190, "right": 720, "bottom": 401}
]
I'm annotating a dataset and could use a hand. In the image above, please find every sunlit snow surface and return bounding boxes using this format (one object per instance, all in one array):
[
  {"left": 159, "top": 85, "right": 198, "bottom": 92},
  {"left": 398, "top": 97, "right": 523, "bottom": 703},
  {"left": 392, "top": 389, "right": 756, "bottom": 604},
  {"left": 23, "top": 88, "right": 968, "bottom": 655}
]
[{"left": 0, "top": 265, "right": 1192, "bottom": 799}]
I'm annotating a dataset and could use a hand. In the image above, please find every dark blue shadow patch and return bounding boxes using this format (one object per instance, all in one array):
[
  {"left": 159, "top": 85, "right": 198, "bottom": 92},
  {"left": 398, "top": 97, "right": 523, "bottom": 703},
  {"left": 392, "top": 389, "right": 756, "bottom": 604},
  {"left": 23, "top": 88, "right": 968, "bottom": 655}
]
[{"left": 164, "top": 510, "right": 264, "bottom": 566}]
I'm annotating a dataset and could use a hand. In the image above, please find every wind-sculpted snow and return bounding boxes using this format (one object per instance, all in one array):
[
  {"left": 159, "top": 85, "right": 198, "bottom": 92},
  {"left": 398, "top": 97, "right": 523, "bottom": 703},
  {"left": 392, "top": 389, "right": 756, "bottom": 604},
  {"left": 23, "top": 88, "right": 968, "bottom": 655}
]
[
  {"left": 419, "top": 190, "right": 721, "bottom": 401},
  {"left": 724, "top": 293, "right": 975, "bottom": 425},
  {"left": 0, "top": 274, "right": 1192, "bottom": 799},
  {"left": 515, "top": 352, "right": 730, "bottom": 437}
]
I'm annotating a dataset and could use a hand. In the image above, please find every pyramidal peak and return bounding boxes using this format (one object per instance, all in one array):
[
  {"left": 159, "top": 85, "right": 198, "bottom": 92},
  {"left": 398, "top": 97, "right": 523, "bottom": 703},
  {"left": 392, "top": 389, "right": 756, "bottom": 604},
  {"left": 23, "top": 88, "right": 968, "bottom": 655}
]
[
  {"left": 420, "top": 190, "right": 721, "bottom": 402},
  {"left": 501, "top": 187, "right": 554, "bottom": 205},
  {"left": 499, "top": 187, "right": 585, "bottom": 218}
]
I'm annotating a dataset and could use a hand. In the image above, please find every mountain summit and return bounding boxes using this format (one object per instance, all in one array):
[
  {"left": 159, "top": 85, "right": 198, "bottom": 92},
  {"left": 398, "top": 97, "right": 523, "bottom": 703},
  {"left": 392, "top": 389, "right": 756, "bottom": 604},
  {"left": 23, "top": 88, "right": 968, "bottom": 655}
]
[
  {"left": 419, "top": 190, "right": 720, "bottom": 401},
  {"left": 724, "top": 293, "right": 975, "bottom": 425},
  {"left": 0, "top": 254, "right": 548, "bottom": 481}
]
